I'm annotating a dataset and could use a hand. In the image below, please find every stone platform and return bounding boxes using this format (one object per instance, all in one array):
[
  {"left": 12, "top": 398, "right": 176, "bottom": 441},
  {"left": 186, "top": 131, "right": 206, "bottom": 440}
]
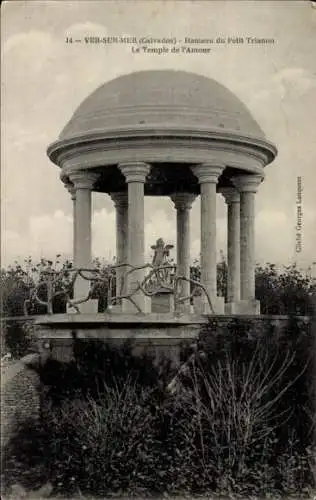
[
  {"left": 34, "top": 312, "right": 207, "bottom": 341},
  {"left": 32, "top": 312, "right": 313, "bottom": 366},
  {"left": 33, "top": 312, "right": 209, "bottom": 364}
]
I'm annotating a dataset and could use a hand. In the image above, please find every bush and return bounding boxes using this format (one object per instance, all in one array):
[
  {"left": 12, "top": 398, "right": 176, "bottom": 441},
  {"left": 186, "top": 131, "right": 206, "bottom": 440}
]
[
  {"left": 45, "top": 384, "right": 159, "bottom": 495},
  {"left": 2, "top": 257, "right": 315, "bottom": 318},
  {"left": 0, "top": 256, "right": 115, "bottom": 317},
  {"left": 255, "top": 263, "right": 315, "bottom": 315},
  {"left": 2, "top": 319, "right": 315, "bottom": 498},
  {"left": 3, "top": 319, "right": 36, "bottom": 358}
]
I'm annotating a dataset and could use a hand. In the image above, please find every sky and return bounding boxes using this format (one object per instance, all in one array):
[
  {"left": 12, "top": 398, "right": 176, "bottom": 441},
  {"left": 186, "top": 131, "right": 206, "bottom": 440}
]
[{"left": 1, "top": 0, "right": 316, "bottom": 271}]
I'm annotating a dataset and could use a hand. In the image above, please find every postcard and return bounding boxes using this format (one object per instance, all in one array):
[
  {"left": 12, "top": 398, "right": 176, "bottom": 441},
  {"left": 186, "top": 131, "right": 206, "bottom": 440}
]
[{"left": 1, "top": 1, "right": 316, "bottom": 498}]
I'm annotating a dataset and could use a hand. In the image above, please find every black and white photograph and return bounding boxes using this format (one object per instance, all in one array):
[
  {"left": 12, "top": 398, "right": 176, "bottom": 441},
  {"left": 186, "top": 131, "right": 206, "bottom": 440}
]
[{"left": 1, "top": 1, "right": 316, "bottom": 498}]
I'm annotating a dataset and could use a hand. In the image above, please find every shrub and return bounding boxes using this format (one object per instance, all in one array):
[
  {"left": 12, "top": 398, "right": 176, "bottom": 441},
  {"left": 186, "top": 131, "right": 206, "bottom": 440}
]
[
  {"left": 3, "top": 319, "right": 36, "bottom": 358},
  {"left": 2, "top": 319, "right": 316, "bottom": 498},
  {"left": 2, "top": 256, "right": 314, "bottom": 317},
  {"left": 172, "top": 316, "right": 316, "bottom": 496},
  {"left": 2, "top": 379, "right": 200, "bottom": 497},
  {"left": 255, "top": 263, "right": 315, "bottom": 315},
  {"left": 44, "top": 382, "right": 158, "bottom": 495}
]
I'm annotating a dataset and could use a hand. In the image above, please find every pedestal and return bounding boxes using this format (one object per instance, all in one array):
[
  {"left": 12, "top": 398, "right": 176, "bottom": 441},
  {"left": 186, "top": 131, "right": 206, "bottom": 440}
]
[{"left": 151, "top": 291, "right": 174, "bottom": 313}]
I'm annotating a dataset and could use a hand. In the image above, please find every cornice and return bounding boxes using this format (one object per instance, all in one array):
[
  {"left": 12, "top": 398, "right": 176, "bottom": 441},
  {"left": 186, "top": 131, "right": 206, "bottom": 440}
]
[
  {"left": 47, "top": 126, "right": 277, "bottom": 168},
  {"left": 50, "top": 125, "right": 277, "bottom": 151},
  {"left": 59, "top": 141, "right": 267, "bottom": 173},
  {"left": 60, "top": 147, "right": 266, "bottom": 183},
  {"left": 59, "top": 141, "right": 267, "bottom": 174}
]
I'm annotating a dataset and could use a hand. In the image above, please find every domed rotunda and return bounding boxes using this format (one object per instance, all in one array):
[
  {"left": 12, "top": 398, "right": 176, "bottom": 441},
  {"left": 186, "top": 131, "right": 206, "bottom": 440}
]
[{"left": 47, "top": 69, "right": 277, "bottom": 315}]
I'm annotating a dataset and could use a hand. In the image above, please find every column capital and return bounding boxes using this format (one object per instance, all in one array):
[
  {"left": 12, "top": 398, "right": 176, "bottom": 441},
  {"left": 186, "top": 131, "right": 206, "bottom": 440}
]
[
  {"left": 110, "top": 191, "right": 128, "bottom": 210},
  {"left": 170, "top": 192, "right": 196, "bottom": 211},
  {"left": 69, "top": 171, "right": 99, "bottom": 190},
  {"left": 232, "top": 174, "right": 263, "bottom": 193},
  {"left": 119, "top": 162, "right": 151, "bottom": 183},
  {"left": 191, "top": 163, "right": 225, "bottom": 184},
  {"left": 63, "top": 181, "right": 76, "bottom": 200},
  {"left": 219, "top": 187, "right": 240, "bottom": 205}
]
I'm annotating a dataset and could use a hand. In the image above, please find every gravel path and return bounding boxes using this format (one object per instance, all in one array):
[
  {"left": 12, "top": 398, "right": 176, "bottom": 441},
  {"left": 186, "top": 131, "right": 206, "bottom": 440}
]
[{"left": 1, "top": 356, "right": 40, "bottom": 449}]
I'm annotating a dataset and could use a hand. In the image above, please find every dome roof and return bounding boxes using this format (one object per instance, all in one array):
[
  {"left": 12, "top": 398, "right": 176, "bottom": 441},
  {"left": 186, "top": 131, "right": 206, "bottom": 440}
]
[{"left": 59, "top": 70, "right": 265, "bottom": 140}]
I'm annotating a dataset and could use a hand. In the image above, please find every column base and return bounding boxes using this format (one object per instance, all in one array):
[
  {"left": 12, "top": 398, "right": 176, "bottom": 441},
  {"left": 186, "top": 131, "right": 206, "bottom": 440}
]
[
  {"left": 225, "top": 299, "right": 260, "bottom": 315},
  {"left": 67, "top": 299, "right": 99, "bottom": 314},
  {"left": 193, "top": 295, "right": 225, "bottom": 314}
]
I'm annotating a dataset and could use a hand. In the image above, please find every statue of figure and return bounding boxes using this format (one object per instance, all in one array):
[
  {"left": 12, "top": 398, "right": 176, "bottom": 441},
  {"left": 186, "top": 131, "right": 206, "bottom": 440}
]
[
  {"left": 145, "top": 238, "right": 175, "bottom": 293},
  {"left": 151, "top": 237, "right": 174, "bottom": 267}
]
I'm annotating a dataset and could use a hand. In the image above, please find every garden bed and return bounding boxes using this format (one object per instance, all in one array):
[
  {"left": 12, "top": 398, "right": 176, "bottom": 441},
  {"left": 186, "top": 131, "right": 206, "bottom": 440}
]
[{"left": 1, "top": 316, "right": 315, "bottom": 499}]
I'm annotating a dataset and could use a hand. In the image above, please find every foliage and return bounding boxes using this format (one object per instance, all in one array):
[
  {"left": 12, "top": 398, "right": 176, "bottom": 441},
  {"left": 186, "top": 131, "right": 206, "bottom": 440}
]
[
  {"left": 90, "top": 257, "right": 116, "bottom": 312},
  {"left": 1, "top": 255, "right": 315, "bottom": 319},
  {"left": 180, "top": 317, "right": 315, "bottom": 496},
  {"left": 0, "top": 256, "right": 73, "bottom": 317},
  {"left": 31, "top": 339, "right": 176, "bottom": 407},
  {"left": 0, "top": 256, "right": 116, "bottom": 320},
  {"left": 3, "top": 319, "right": 36, "bottom": 358},
  {"left": 191, "top": 259, "right": 315, "bottom": 315},
  {"left": 255, "top": 263, "right": 315, "bottom": 315},
  {"left": 2, "top": 319, "right": 315, "bottom": 498},
  {"left": 190, "top": 250, "right": 228, "bottom": 298}
]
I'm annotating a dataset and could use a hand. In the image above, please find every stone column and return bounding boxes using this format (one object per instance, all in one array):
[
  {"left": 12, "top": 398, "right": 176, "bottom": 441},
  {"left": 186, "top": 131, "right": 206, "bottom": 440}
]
[
  {"left": 171, "top": 193, "right": 196, "bottom": 312},
  {"left": 119, "top": 162, "right": 151, "bottom": 313},
  {"left": 220, "top": 188, "right": 241, "bottom": 304},
  {"left": 232, "top": 174, "right": 263, "bottom": 313},
  {"left": 68, "top": 171, "right": 99, "bottom": 312},
  {"left": 191, "top": 164, "right": 225, "bottom": 314},
  {"left": 65, "top": 182, "right": 76, "bottom": 264},
  {"left": 110, "top": 192, "right": 128, "bottom": 305}
]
